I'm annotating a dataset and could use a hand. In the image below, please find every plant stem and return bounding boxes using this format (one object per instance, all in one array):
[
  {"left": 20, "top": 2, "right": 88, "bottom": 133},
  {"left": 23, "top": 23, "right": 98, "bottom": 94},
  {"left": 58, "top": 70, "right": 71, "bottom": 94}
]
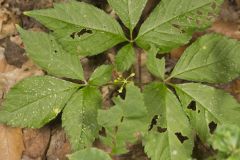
[
  {"left": 164, "top": 75, "right": 173, "bottom": 83},
  {"left": 130, "top": 29, "right": 133, "bottom": 42},
  {"left": 138, "top": 50, "right": 142, "bottom": 89}
]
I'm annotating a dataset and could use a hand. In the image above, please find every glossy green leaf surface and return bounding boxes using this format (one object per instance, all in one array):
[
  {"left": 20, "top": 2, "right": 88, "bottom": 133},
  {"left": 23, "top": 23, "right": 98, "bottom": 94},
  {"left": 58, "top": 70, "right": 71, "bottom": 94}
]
[
  {"left": 175, "top": 83, "right": 240, "bottom": 128},
  {"left": 115, "top": 44, "right": 135, "bottom": 72},
  {"left": 24, "top": 1, "right": 126, "bottom": 56},
  {"left": 62, "top": 86, "right": 102, "bottom": 151},
  {"left": 88, "top": 65, "right": 113, "bottom": 86},
  {"left": 143, "top": 83, "right": 193, "bottom": 160},
  {"left": 175, "top": 87, "right": 211, "bottom": 142},
  {"left": 136, "top": 0, "right": 223, "bottom": 52},
  {"left": 18, "top": 27, "right": 85, "bottom": 80},
  {"left": 0, "top": 76, "right": 79, "bottom": 128},
  {"left": 171, "top": 34, "right": 240, "bottom": 83},
  {"left": 107, "top": 0, "right": 147, "bottom": 31},
  {"left": 146, "top": 47, "right": 165, "bottom": 80},
  {"left": 98, "top": 83, "right": 149, "bottom": 154}
]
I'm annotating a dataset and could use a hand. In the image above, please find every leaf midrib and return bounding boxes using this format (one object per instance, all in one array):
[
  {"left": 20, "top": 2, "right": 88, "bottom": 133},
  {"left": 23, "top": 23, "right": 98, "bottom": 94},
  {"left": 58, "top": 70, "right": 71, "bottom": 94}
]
[
  {"left": 28, "top": 13, "right": 125, "bottom": 37},
  {"left": 174, "top": 85, "right": 222, "bottom": 123},
  {"left": 127, "top": 0, "right": 132, "bottom": 31},
  {"left": 170, "top": 53, "right": 234, "bottom": 80},
  {"left": 39, "top": 55, "right": 83, "bottom": 80},
  {"left": 171, "top": 60, "right": 222, "bottom": 79},
  {"left": 3, "top": 86, "right": 79, "bottom": 113},
  {"left": 78, "top": 92, "right": 92, "bottom": 148}
]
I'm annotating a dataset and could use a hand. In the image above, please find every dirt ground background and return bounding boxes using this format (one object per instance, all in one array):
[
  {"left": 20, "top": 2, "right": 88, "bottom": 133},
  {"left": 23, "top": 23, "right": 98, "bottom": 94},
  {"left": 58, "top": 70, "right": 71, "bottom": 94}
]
[{"left": 0, "top": 0, "right": 240, "bottom": 160}]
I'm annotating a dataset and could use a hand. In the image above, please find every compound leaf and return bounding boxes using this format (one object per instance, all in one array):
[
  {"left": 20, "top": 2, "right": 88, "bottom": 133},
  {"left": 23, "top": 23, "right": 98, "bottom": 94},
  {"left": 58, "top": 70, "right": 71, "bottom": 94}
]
[
  {"left": 115, "top": 44, "right": 135, "bottom": 72},
  {"left": 0, "top": 76, "right": 79, "bottom": 128},
  {"left": 146, "top": 47, "right": 165, "bottom": 80},
  {"left": 24, "top": 1, "right": 126, "bottom": 56},
  {"left": 107, "top": 0, "right": 147, "bottom": 31},
  {"left": 68, "top": 148, "right": 112, "bottom": 160},
  {"left": 18, "top": 27, "right": 85, "bottom": 80},
  {"left": 88, "top": 65, "right": 113, "bottom": 86},
  {"left": 98, "top": 83, "right": 149, "bottom": 154},
  {"left": 136, "top": 0, "right": 223, "bottom": 52},
  {"left": 143, "top": 83, "right": 193, "bottom": 160},
  {"left": 175, "top": 83, "right": 240, "bottom": 129},
  {"left": 170, "top": 34, "right": 240, "bottom": 83},
  {"left": 62, "top": 86, "right": 102, "bottom": 151}
]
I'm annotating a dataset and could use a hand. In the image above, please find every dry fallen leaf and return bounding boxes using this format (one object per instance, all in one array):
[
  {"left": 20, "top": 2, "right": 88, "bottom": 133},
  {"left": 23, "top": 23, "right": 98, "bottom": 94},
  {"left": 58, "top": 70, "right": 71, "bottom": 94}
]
[
  {"left": 0, "top": 8, "right": 16, "bottom": 39},
  {"left": 46, "top": 126, "right": 71, "bottom": 160},
  {"left": 0, "top": 124, "right": 24, "bottom": 160},
  {"left": 23, "top": 127, "right": 51, "bottom": 159},
  {"left": 210, "top": 20, "right": 240, "bottom": 40}
]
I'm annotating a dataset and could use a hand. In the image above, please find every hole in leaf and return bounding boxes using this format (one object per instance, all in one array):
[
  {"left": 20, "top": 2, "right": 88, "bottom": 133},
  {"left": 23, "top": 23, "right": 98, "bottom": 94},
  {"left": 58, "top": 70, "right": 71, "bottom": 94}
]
[
  {"left": 208, "top": 121, "right": 217, "bottom": 134},
  {"left": 70, "top": 29, "right": 93, "bottom": 39},
  {"left": 175, "top": 132, "right": 189, "bottom": 143},
  {"left": 156, "top": 53, "right": 165, "bottom": 59},
  {"left": 172, "top": 24, "right": 180, "bottom": 29},
  {"left": 148, "top": 115, "right": 159, "bottom": 131},
  {"left": 198, "top": 110, "right": 200, "bottom": 113},
  {"left": 70, "top": 32, "right": 75, "bottom": 39},
  {"left": 172, "top": 23, "right": 186, "bottom": 33},
  {"left": 157, "top": 127, "right": 167, "bottom": 133},
  {"left": 99, "top": 127, "right": 106, "bottom": 136},
  {"left": 77, "top": 29, "right": 93, "bottom": 36},
  {"left": 54, "top": 50, "right": 57, "bottom": 53},
  {"left": 120, "top": 116, "right": 124, "bottom": 122},
  {"left": 187, "top": 101, "right": 196, "bottom": 111}
]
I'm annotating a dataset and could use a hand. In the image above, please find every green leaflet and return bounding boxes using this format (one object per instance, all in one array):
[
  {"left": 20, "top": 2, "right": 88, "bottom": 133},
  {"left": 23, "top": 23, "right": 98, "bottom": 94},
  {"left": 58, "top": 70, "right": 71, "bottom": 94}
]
[
  {"left": 18, "top": 26, "right": 85, "bottom": 80},
  {"left": 98, "top": 106, "right": 123, "bottom": 128},
  {"left": 143, "top": 83, "right": 193, "bottom": 160},
  {"left": 0, "top": 76, "right": 79, "bottom": 128},
  {"left": 115, "top": 44, "right": 135, "bottom": 72},
  {"left": 175, "top": 83, "right": 240, "bottom": 128},
  {"left": 143, "top": 82, "right": 165, "bottom": 118},
  {"left": 68, "top": 148, "right": 112, "bottom": 160},
  {"left": 107, "top": 0, "right": 147, "bottom": 32},
  {"left": 88, "top": 65, "right": 113, "bottom": 86},
  {"left": 175, "top": 88, "right": 211, "bottom": 142},
  {"left": 62, "top": 86, "right": 102, "bottom": 151},
  {"left": 136, "top": 0, "right": 223, "bottom": 52},
  {"left": 209, "top": 125, "right": 240, "bottom": 159},
  {"left": 24, "top": 1, "right": 126, "bottom": 56},
  {"left": 97, "top": 83, "right": 149, "bottom": 154},
  {"left": 170, "top": 34, "right": 240, "bottom": 83},
  {"left": 146, "top": 47, "right": 165, "bottom": 80}
]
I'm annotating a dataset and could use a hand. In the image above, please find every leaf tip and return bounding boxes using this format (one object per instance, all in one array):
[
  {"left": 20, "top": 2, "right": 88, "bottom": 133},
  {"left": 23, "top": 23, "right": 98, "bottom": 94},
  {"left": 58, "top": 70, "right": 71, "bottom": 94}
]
[
  {"left": 15, "top": 24, "right": 21, "bottom": 30},
  {"left": 23, "top": 11, "right": 30, "bottom": 16},
  {"left": 15, "top": 24, "right": 25, "bottom": 34}
]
